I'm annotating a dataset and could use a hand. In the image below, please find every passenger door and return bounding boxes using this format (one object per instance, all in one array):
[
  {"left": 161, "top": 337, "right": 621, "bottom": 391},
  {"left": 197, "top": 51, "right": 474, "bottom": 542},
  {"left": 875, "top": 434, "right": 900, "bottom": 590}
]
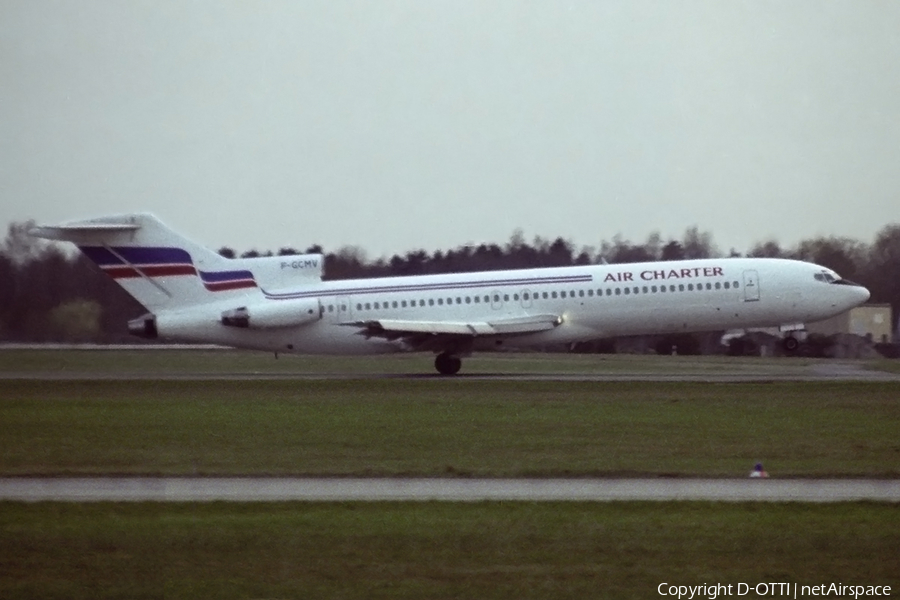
[{"left": 742, "top": 270, "right": 760, "bottom": 302}]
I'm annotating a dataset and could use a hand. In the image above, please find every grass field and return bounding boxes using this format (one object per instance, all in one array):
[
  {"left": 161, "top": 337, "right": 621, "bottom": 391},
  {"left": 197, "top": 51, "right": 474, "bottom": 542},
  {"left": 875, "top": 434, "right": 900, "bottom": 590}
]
[
  {"left": 2, "top": 378, "right": 899, "bottom": 477},
  {"left": 2, "top": 350, "right": 898, "bottom": 596},
  {"left": 868, "top": 358, "right": 900, "bottom": 374},
  {"left": 1, "top": 501, "right": 897, "bottom": 600}
]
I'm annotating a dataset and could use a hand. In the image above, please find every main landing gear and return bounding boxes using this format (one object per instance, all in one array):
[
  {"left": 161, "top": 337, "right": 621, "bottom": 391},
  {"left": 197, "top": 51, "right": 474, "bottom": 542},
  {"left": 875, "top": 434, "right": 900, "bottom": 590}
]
[
  {"left": 434, "top": 352, "right": 462, "bottom": 376},
  {"left": 782, "top": 335, "right": 800, "bottom": 354}
]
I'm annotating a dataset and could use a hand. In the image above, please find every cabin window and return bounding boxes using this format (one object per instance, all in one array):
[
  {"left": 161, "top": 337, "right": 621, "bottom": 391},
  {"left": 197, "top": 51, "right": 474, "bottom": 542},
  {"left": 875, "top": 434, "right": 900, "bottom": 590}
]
[
  {"left": 428, "top": 299, "right": 434, "bottom": 306},
  {"left": 706, "top": 283, "right": 711, "bottom": 290},
  {"left": 513, "top": 294, "right": 519, "bottom": 301},
  {"left": 364, "top": 303, "right": 371, "bottom": 310},
  {"left": 615, "top": 288, "right": 621, "bottom": 295},
  {"left": 687, "top": 284, "right": 693, "bottom": 291},
  {"left": 723, "top": 282, "right": 730, "bottom": 290},
  {"left": 493, "top": 294, "right": 500, "bottom": 302},
  {"left": 624, "top": 287, "right": 630, "bottom": 295},
  {"left": 474, "top": 296, "right": 480, "bottom": 303},
  {"left": 466, "top": 296, "right": 472, "bottom": 303},
  {"left": 587, "top": 289, "right": 593, "bottom": 297},
  {"left": 523, "top": 293, "right": 530, "bottom": 300},
  {"left": 551, "top": 291, "right": 558, "bottom": 299},
  {"left": 328, "top": 305, "right": 334, "bottom": 312},
  {"left": 677, "top": 284, "right": 683, "bottom": 292},
  {"left": 715, "top": 282, "right": 721, "bottom": 290},
  {"left": 541, "top": 292, "right": 548, "bottom": 299},
  {"left": 484, "top": 295, "right": 490, "bottom": 303},
  {"left": 420, "top": 299, "right": 426, "bottom": 306},
  {"left": 733, "top": 281, "right": 740, "bottom": 288}
]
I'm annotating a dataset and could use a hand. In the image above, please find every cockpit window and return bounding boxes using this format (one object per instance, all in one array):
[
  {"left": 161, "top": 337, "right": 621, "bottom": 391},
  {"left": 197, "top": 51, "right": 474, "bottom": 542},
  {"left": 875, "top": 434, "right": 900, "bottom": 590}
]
[
  {"left": 814, "top": 270, "right": 863, "bottom": 286},
  {"left": 815, "top": 271, "right": 839, "bottom": 283}
]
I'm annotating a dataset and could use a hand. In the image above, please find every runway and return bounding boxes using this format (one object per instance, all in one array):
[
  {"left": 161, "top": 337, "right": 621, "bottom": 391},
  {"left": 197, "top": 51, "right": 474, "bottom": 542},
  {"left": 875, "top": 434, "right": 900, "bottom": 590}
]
[
  {"left": 4, "top": 369, "right": 900, "bottom": 382},
  {"left": 2, "top": 477, "right": 898, "bottom": 502},
  {"left": 3, "top": 346, "right": 900, "bottom": 382}
]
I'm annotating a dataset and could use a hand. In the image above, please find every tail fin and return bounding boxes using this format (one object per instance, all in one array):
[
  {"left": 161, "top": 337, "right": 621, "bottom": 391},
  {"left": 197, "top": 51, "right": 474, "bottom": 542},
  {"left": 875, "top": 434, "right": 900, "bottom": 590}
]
[{"left": 30, "top": 213, "right": 258, "bottom": 312}]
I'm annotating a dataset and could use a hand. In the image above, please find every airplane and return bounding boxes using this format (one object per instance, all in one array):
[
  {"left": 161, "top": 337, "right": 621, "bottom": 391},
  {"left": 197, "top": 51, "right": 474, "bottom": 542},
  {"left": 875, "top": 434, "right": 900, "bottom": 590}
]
[{"left": 31, "top": 213, "right": 870, "bottom": 374}]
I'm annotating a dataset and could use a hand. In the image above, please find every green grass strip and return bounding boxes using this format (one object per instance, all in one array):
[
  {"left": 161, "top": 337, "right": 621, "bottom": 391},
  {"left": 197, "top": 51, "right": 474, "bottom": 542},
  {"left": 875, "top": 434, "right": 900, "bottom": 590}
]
[
  {"left": 2, "top": 379, "right": 899, "bottom": 477},
  {"left": 1, "top": 501, "right": 897, "bottom": 600}
]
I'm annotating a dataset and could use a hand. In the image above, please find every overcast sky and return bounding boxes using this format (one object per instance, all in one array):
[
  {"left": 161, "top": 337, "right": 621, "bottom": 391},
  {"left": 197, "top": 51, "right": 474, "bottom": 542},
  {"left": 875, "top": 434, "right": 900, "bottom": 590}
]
[{"left": 3, "top": 1, "right": 899, "bottom": 259}]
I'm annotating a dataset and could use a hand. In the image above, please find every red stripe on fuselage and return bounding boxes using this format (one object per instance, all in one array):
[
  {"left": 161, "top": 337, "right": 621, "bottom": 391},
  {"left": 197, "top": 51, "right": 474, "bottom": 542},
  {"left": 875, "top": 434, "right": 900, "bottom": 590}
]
[{"left": 204, "top": 280, "right": 257, "bottom": 292}]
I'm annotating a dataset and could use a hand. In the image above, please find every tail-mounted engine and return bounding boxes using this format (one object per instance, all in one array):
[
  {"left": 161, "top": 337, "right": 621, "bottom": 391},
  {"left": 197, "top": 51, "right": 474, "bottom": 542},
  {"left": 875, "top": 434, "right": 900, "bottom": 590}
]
[
  {"left": 221, "top": 297, "right": 321, "bottom": 329},
  {"left": 128, "top": 313, "right": 158, "bottom": 339}
]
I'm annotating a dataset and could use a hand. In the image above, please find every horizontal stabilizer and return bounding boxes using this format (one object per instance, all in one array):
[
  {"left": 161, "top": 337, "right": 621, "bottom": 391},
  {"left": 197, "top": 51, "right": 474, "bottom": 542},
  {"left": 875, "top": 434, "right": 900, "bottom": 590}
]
[{"left": 30, "top": 220, "right": 139, "bottom": 241}]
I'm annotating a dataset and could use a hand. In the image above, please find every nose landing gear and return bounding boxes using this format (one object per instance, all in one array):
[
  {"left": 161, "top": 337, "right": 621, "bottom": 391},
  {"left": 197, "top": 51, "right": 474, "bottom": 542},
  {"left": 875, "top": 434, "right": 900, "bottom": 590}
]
[{"left": 434, "top": 353, "right": 462, "bottom": 375}]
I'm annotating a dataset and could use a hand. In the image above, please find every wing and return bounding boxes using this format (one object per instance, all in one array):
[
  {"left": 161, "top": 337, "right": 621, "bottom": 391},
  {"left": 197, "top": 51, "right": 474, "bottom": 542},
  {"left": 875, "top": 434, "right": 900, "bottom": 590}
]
[{"left": 342, "top": 313, "right": 562, "bottom": 352}]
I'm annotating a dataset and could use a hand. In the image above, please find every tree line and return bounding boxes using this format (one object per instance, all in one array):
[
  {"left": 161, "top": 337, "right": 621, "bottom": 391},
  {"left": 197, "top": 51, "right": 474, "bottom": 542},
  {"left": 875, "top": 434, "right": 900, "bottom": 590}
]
[{"left": 1, "top": 220, "right": 898, "bottom": 342}]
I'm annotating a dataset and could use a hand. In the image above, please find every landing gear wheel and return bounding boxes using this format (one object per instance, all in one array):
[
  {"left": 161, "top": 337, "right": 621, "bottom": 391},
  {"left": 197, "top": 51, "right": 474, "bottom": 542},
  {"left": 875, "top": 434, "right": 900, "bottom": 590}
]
[
  {"left": 782, "top": 336, "right": 800, "bottom": 354},
  {"left": 434, "top": 353, "right": 462, "bottom": 375}
]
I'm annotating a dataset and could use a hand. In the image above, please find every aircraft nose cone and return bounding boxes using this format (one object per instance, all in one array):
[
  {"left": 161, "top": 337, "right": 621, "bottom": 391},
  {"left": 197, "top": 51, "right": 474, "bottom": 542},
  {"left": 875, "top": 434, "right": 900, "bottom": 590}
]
[{"left": 858, "top": 285, "right": 871, "bottom": 304}]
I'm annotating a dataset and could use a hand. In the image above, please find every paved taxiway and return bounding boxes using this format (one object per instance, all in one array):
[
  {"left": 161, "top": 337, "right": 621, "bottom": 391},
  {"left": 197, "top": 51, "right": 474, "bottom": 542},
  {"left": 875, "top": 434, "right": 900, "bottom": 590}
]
[{"left": 2, "top": 478, "right": 898, "bottom": 502}]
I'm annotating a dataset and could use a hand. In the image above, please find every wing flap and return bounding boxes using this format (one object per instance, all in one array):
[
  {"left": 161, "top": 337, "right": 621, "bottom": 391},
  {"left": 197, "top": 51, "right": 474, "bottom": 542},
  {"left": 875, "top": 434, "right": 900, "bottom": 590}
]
[{"left": 345, "top": 313, "right": 561, "bottom": 338}]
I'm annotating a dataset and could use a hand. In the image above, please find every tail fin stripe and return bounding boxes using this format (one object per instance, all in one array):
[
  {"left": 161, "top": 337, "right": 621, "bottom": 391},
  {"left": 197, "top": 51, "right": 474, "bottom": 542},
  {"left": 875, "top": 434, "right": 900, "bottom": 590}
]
[
  {"left": 101, "top": 244, "right": 174, "bottom": 298},
  {"left": 198, "top": 269, "right": 255, "bottom": 283},
  {"left": 79, "top": 246, "right": 193, "bottom": 267},
  {"left": 104, "top": 265, "right": 198, "bottom": 279},
  {"left": 198, "top": 269, "right": 257, "bottom": 292}
]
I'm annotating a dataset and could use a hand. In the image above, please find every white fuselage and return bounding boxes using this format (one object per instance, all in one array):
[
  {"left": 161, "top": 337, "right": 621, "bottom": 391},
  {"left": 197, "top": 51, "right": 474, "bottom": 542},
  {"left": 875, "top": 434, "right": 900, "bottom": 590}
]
[{"left": 157, "top": 257, "right": 870, "bottom": 354}]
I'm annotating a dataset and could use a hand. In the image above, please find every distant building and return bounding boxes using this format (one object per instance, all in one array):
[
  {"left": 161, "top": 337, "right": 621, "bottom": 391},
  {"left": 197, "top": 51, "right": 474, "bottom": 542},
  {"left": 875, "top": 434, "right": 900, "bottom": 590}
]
[{"left": 807, "top": 304, "right": 893, "bottom": 344}]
